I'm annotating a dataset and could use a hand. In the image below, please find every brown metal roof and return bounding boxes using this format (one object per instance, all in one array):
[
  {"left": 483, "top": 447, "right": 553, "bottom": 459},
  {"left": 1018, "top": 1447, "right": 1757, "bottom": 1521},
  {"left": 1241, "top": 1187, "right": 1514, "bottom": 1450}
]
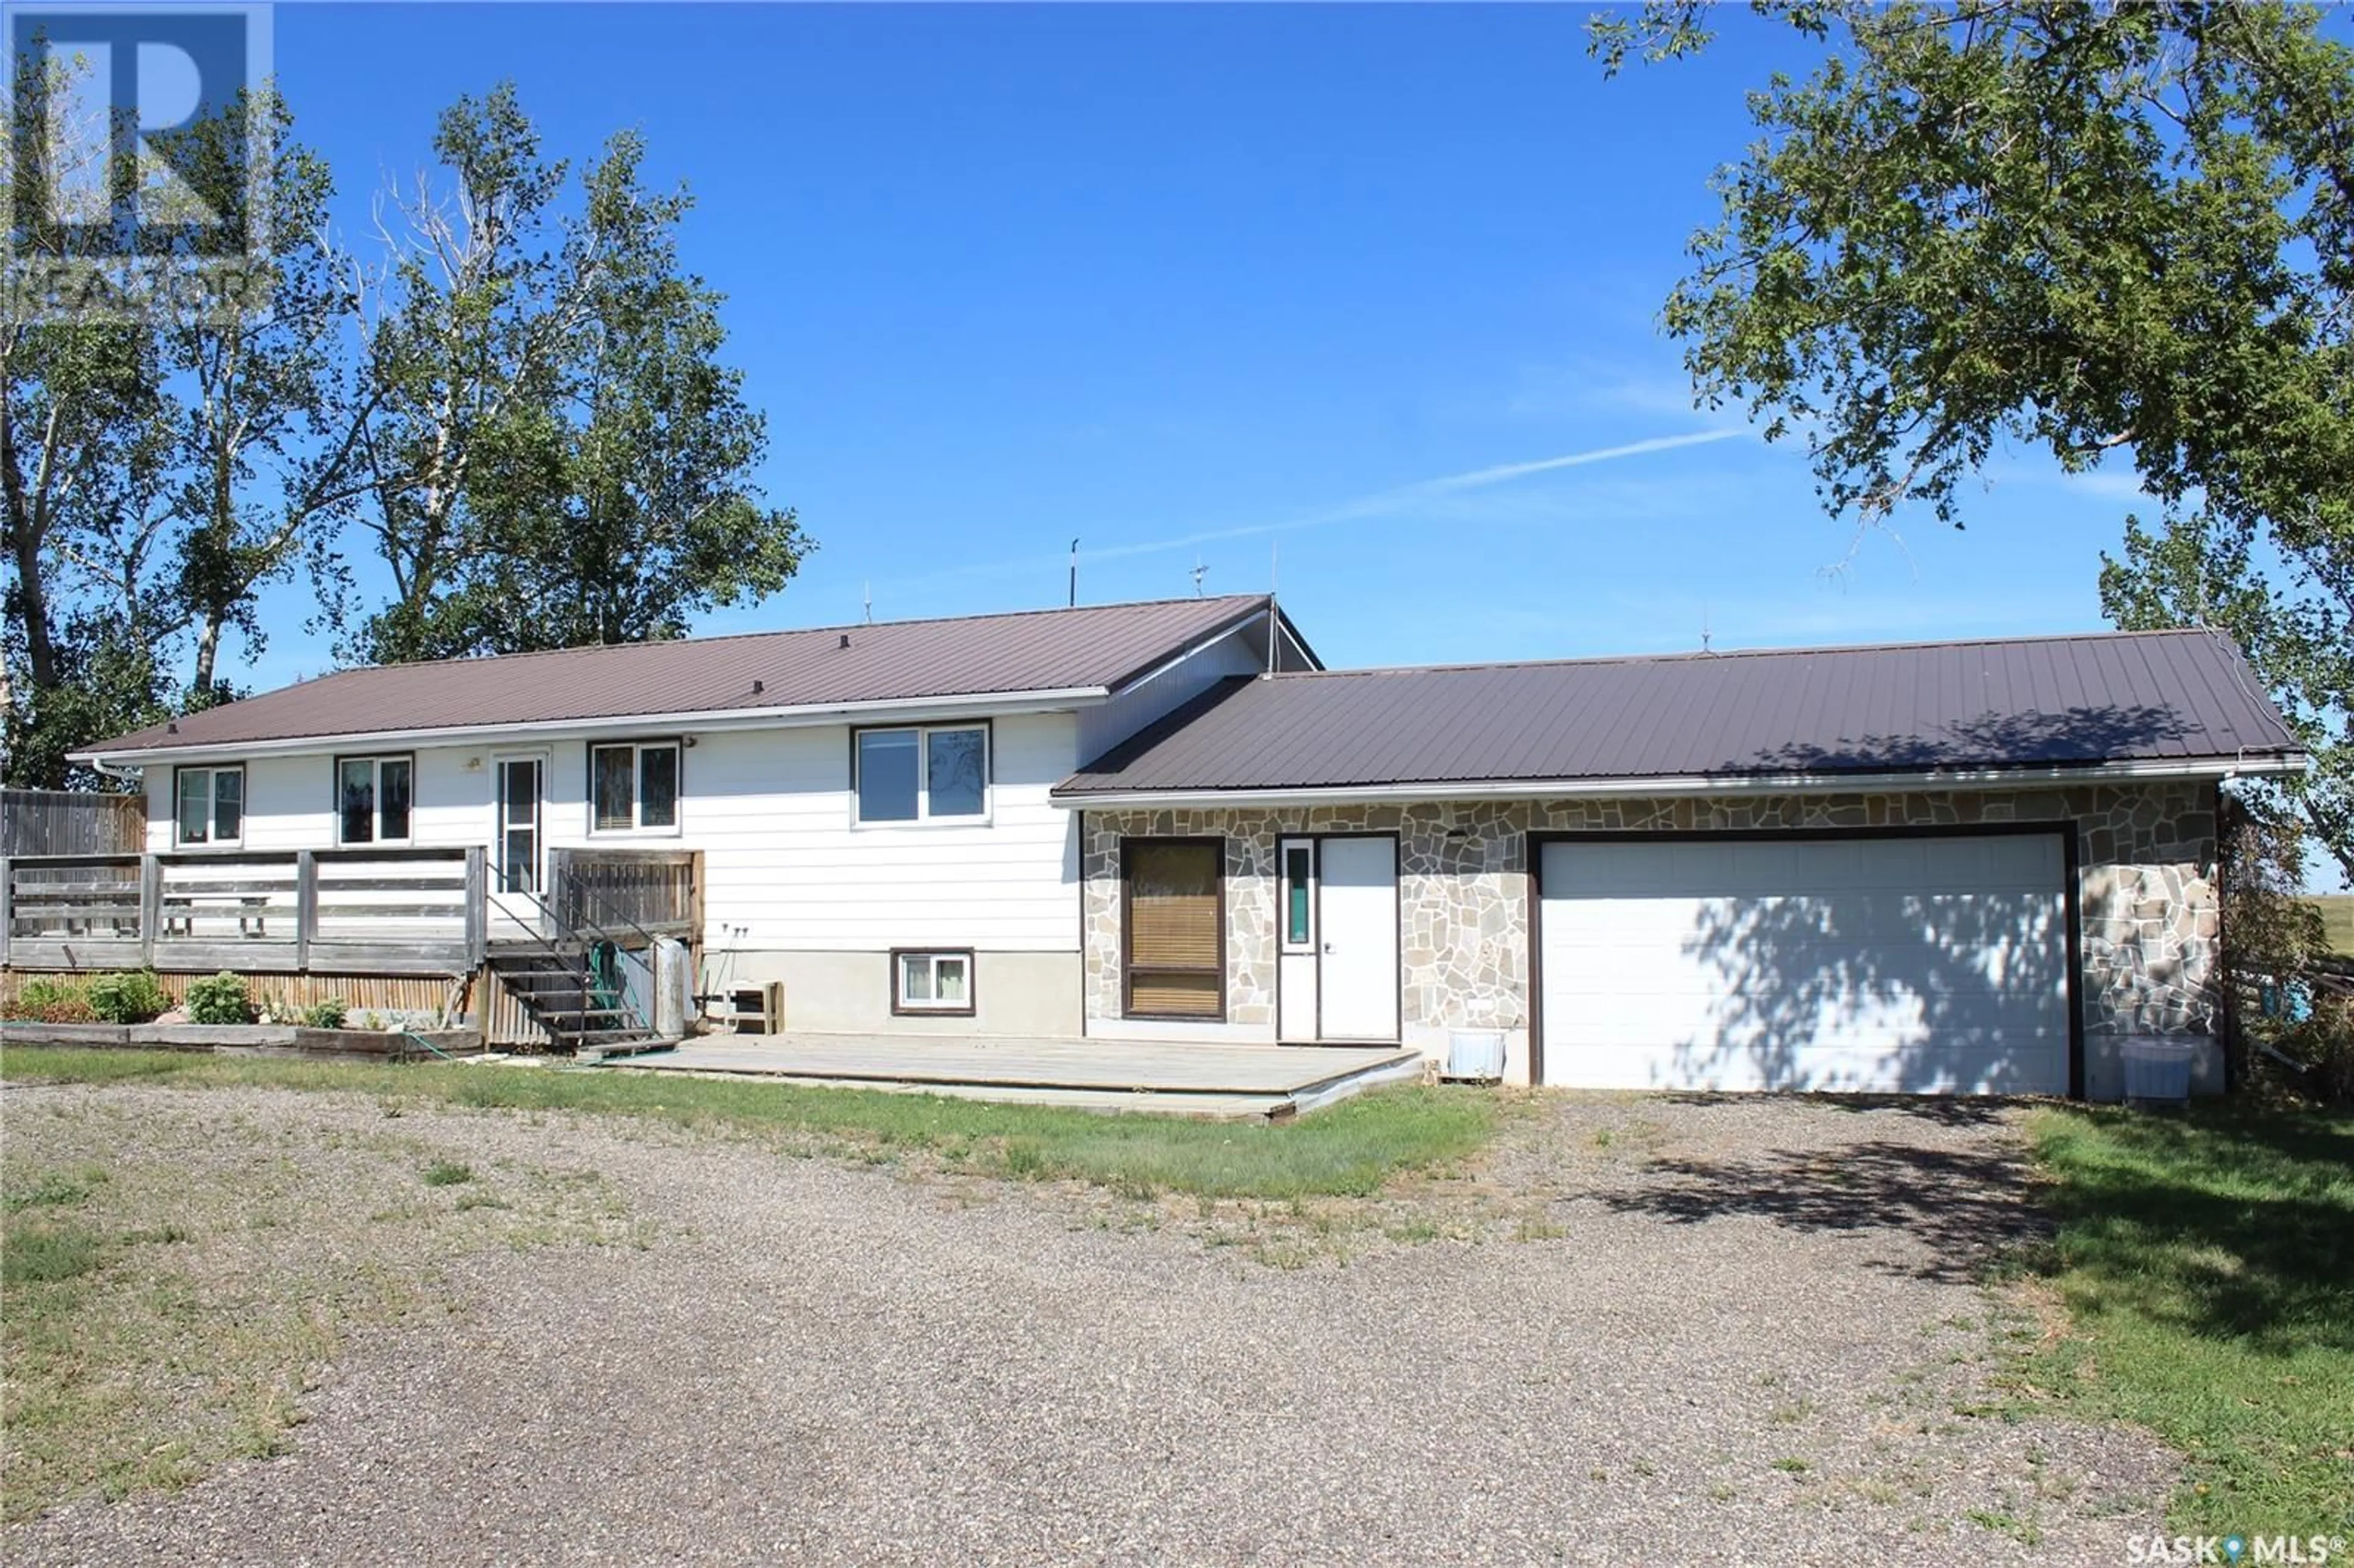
[
  {"left": 1058, "top": 628, "right": 2303, "bottom": 796},
  {"left": 84, "top": 595, "right": 1286, "bottom": 756}
]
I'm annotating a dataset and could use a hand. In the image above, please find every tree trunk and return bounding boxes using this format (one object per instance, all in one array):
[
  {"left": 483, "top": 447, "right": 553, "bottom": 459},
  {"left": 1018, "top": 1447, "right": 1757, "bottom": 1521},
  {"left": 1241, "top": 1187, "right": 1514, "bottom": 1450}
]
[{"left": 0, "top": 411, "right": 59, "bottom": 698}]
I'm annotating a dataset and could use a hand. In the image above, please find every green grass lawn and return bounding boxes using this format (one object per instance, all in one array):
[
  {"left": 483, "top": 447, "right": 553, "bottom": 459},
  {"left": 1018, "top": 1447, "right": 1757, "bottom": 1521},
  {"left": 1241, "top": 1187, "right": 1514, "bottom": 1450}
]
[
  {"left": 0, "top": 1046, "right": 1496, "bottom": 1201},
  {"left": 2308, "top": 895, "right": 2354, "bottom": 957},
  {"left": 2013, "top": 1101, "right": 2354, "bottom": 1535}
]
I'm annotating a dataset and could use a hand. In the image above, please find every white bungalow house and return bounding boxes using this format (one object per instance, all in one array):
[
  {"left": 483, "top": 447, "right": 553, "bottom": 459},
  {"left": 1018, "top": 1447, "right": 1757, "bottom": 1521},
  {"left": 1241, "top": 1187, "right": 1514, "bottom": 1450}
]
[
  {"left": 26, "top": 597, "right": 1311, "bottom": 1048},
  {"left": 15, "top": 594, "right": 2306, "bottom": 1098}
]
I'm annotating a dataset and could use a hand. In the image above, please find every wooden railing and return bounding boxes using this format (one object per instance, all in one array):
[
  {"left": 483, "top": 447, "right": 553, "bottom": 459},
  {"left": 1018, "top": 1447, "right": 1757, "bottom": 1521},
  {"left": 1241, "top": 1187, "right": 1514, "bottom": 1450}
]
[
  {"left": 548, "top": 848, "right": 700, "bottom": 940},
  {"left": 2, "top": 847, "right": 485, "bottom": 976}
]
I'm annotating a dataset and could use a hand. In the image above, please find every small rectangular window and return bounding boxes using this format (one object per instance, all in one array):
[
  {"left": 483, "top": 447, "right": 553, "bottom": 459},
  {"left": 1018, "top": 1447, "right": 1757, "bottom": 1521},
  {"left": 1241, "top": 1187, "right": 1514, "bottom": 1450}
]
[
  {"left": 589, "top": 742, "right": 680, "bottom": 833},
  {"left": 854, "top": 723, "right": 989, "bottom": 824},
  {"left": 337, "top": 756, "right": 413, "bottom": 845},
  {"left": 1283, "top": 842, "right": 1314, "bottom": 949},
  {"left": 174, "top": 764, "right": 245, "bottom": 847},
  {"left": 894, "top": 950, "right": 975, "bottom": 1014}
]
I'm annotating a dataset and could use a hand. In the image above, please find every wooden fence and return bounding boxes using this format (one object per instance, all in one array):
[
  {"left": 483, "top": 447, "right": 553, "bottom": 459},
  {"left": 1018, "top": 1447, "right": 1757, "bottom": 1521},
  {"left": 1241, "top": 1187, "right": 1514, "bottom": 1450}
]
[{"left": 2, "top": 789, "right": 144, "bottom": 856}]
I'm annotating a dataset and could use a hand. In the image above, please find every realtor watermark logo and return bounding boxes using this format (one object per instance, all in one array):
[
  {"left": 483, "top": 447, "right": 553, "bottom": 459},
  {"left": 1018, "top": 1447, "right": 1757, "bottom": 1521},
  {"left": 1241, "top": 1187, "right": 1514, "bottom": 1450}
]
[
  {"left": 2128, "top": 1534, "right": 2348, "bottom": 1564},
  {"left": 3, "top": 2, "right": 273, "bottom": 322}
]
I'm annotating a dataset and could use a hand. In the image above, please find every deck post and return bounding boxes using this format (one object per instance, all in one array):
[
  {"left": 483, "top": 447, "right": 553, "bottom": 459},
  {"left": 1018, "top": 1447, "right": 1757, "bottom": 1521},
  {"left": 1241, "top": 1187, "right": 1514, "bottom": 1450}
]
[
  {"left": 547, "top": 846, "right": 573, "bottom": 929},
  {"left": 463, "top": 846, "right": 487, "bottom": 968},
  {"left": 294, "top": 850, "right": 317, "bottom": 972},
  {"left": 138, "top": 854, "right": 161, "bottom": 966},
  {"left": 0, "top": 854, "right": 13, "bottom": 964}
]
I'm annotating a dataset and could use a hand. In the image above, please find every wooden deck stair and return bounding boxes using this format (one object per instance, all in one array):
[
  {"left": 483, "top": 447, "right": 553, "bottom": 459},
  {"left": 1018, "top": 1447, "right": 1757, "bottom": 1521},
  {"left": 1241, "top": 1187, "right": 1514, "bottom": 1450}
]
[{"left": 486, "top": 947, "right": 666, "bottom": 1057}]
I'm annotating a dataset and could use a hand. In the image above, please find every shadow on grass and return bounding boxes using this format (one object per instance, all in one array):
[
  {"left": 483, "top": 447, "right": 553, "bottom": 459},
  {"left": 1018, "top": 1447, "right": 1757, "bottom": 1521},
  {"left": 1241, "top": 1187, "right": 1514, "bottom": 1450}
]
[
  {"left": 1587, "top": 1127, "right": 2042, "bottom": 1282},
  {"left": 2028, "top": 1102, "right": 2354, "bottom": 1355}
]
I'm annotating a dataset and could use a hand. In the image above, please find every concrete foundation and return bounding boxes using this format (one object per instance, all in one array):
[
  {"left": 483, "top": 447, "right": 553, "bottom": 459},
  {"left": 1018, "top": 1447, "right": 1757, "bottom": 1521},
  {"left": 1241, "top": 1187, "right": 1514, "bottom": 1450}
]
[{"left": 704, "top": 950, "right": 1081, "bottom": 1037}]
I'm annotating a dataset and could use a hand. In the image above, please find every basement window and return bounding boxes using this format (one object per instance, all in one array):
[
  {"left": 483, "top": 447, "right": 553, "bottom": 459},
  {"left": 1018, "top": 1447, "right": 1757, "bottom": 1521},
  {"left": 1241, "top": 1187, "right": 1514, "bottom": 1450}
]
[{"left": 894, "top": 950, "right": 974, "bottom": 1015}]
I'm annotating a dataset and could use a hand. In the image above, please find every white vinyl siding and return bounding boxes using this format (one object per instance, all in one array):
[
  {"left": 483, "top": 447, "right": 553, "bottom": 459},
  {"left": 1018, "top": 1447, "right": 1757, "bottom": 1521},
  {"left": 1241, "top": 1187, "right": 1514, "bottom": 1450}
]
[
  {"left": 140, "top": 717, "right": 1081, "bottom": 953},
  {"left": 691, "top": 712, "right": 1078, "bottom": 951}
]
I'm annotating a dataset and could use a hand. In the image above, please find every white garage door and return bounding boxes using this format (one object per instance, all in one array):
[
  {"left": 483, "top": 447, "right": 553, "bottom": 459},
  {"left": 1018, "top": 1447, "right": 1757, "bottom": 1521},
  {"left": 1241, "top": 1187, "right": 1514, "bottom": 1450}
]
[{"left": 1537, "top": 834, "right": 2069, "bottom": 1095}]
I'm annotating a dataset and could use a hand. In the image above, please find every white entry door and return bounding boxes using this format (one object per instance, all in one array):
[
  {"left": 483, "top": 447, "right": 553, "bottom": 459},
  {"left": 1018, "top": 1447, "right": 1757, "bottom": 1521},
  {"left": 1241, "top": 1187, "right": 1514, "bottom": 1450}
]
[
  {"left": 1537, "top": 833, "right": 2069, "bottom": 1094},
  {"left": 495, "top": 756, "right": 544, "bottom": 893},
  {"left": 1317, "top": 835, "right": 1400, "bottom": 1041}
]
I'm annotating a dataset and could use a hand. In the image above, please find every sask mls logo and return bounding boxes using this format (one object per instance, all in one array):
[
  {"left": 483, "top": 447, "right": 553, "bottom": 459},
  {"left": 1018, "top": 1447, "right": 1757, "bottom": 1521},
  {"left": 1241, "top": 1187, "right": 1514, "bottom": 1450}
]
[{"left": 4, "top": 2, "right": 272, "bottom": 319}]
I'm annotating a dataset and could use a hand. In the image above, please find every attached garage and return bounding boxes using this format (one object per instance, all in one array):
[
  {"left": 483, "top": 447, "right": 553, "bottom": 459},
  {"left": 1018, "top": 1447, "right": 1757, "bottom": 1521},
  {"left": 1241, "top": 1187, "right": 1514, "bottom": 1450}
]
[
  {"left": 1062, "top": 626, "right": 2306, "bottom": 1095},
  {"left": 1535, "top": 832, "right": 2071, "bottom": 1094}
]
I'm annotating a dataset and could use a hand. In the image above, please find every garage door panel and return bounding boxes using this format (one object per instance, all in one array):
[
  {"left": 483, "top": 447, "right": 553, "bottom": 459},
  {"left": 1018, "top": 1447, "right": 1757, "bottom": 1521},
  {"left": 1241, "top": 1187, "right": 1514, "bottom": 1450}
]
[{"left": 1539, "top": 834, "right": 2069, "bottom": 1096}]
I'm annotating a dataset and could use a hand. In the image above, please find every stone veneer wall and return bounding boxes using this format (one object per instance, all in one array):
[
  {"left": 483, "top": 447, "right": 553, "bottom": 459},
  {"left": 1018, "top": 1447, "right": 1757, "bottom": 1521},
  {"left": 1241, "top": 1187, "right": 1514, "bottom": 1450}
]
[{"left": 1078, "top": 781, "right": 2220, "bottom": 1052}]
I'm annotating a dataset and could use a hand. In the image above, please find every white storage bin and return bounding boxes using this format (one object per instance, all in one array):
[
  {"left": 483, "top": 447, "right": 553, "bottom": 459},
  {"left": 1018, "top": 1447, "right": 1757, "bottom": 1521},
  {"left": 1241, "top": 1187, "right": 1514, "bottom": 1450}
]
[{"left": 1445, "top": 1029, "right": 1506, "bottom": 1083}]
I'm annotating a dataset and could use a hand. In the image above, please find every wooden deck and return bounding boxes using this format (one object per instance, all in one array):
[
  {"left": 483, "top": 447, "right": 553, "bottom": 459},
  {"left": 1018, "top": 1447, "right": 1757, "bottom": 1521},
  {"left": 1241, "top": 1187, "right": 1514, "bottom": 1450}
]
[{"left": 592, "top": 1034, "right": 1426, "bottom": 1121}]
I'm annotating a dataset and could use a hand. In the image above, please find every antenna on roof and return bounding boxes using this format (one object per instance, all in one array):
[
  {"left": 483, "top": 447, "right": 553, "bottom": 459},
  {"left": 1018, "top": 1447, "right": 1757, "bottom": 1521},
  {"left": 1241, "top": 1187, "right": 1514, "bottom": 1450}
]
[
  {"left": 1191, "top": 558, "right": 1208, "bottom": 597},
  {"left": 1068, "top": 538, "right": 1079, "bottom": 609},
  {"left": 1701, "top": 601, "right": 1713, "bottom": 655},
  {"left": 863, "top": 582, "right": 872, "bottom": 625},
  {"left": 1265, "top": 543, "right": 1281, "bottom": 677}
]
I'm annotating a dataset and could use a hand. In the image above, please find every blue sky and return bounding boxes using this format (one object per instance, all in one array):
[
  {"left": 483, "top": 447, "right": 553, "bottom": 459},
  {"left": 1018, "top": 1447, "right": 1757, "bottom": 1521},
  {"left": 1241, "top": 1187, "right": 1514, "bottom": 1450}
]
[{"left": 242, "top": 2, "right": 2164, "bottom": 686}]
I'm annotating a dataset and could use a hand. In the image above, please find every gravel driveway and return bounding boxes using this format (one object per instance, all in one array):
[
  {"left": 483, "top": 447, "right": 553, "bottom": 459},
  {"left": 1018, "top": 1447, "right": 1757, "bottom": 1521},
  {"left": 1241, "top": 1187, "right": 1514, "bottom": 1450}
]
[{"left": 4, "top": 1084, "right": 2174, "bottom": 1566}]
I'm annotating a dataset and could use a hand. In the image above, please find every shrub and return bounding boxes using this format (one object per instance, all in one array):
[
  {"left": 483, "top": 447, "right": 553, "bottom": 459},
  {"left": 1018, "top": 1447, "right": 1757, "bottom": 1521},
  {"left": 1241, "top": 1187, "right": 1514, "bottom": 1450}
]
[
  {"left": 12, "top": 978, "right": 95, "bottom": 1024},
  {"left": 302, "top": 997, "right": 349, "bottom": 1030},
  {"left": 84, "top": 970, "right": 170, "bottom": 1025},
  {"left": 184, "top": 972, "right": 254, "bottom": 1026},
  {"left": 2277, "top": 992, "right": 2354, "bottom": 1105}
]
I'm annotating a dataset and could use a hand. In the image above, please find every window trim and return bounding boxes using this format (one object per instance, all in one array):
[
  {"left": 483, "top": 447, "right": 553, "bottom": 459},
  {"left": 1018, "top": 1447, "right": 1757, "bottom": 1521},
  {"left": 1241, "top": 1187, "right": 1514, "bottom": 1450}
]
[
  {"left": 172, "top": 763, "right": 246, "bottom": 850},
  {"left": 586, "top": 739, "right": 684, "bottom": 837},
  {"left": 890, "top": 948, "right": 977, "bottom": 1017},
  {"left": 1119, "top": 835, "right": 1227, "bottom": 1022},
  {"left": 332, "top": 753, "right": 416, "bottom": 847},
  {"left": 850, "top": 720, "right": 993, "bottom": 828}
]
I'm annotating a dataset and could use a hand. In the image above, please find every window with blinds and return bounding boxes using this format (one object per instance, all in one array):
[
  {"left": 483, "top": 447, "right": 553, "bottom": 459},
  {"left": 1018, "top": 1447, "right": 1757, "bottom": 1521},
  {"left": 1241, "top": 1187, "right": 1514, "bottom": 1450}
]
[{"left": 1122, "top": 839, "right": 1224, "bottom": 1019}]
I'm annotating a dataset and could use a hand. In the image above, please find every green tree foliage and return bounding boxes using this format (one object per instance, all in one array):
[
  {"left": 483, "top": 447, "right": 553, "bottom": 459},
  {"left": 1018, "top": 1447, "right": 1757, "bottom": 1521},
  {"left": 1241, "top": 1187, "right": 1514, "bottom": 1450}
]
[
  {"left": 352, "top": 85, "right": 806, "bottom": 664},
  {"left": 2, "top": 64, "right": 363, "bottom": 785},
  {"left": 6, "top": 70, "right": 804, "bottom": 783},
  {"left": 1592, "top": 1, "right": 2354, "bottom": 878}
]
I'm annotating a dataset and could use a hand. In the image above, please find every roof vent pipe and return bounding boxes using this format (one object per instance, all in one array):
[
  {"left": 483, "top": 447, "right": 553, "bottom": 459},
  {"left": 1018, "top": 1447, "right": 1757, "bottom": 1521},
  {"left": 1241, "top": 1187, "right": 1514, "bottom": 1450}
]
[
  {"left": 839, "top": 633, "right": 850, "bottom": 650},
  {"left": 752, "top": 679, "right": 764, "bottom": 695}
]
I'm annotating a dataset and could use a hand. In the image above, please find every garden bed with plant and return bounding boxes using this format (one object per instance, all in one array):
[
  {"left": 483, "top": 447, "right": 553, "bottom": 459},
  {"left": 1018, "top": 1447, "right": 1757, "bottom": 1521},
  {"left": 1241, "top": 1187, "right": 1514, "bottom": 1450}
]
[{"left": 1, "top": 971, "right": 481, "bottom": 1061}]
